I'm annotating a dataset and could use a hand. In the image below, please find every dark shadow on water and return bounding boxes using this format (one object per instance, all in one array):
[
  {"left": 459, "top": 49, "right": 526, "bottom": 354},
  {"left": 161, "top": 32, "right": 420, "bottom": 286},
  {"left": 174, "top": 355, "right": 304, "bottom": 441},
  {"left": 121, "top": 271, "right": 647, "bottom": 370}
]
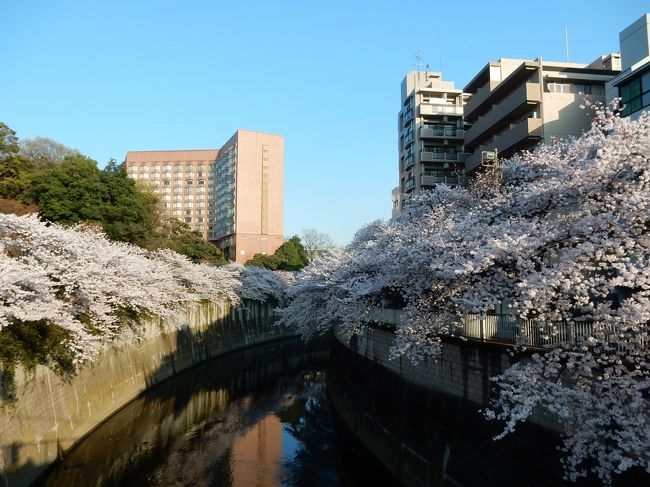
[{"left": 35, "top": 336, "right": 349, "bottom": 487}]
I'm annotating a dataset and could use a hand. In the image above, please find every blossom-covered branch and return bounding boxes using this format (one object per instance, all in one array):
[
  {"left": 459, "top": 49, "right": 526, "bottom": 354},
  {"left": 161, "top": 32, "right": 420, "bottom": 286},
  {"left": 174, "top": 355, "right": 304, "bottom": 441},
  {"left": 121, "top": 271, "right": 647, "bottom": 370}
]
[{"left": 278, "top": 107, "right": 650, "bottom": 482}]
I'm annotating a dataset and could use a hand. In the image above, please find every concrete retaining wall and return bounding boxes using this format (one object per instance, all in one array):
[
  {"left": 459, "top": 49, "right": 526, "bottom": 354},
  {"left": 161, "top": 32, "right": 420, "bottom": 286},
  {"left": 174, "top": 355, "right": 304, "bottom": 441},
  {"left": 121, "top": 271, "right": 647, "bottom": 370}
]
[
  {"left": 328, "top": 327, "right": 647, "bottom": 486},
  {"left": 0, "top": 299, "right": 288, "bottom": 487}
]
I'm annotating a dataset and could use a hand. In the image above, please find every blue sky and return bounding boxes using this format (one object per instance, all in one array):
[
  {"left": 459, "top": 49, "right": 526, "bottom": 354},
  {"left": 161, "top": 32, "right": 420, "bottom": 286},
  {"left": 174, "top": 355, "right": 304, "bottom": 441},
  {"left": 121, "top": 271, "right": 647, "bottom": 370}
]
[{"left": 2, "top": 1, "right": 648, "bottom": 245}]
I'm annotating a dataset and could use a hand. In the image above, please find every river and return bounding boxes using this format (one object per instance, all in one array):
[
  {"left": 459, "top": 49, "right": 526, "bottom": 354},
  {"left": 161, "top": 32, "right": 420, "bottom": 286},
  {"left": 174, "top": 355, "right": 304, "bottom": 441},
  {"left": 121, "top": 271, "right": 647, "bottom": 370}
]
[{"left": 37, "top": 337, "right": 389, "bottom": 486}]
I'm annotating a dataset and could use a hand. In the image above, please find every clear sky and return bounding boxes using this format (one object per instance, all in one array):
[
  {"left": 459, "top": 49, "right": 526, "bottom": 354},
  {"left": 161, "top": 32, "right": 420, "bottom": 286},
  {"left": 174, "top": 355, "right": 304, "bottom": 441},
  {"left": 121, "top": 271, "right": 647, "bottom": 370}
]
[{"left": 2, "top": 1, "right": 648, "bottom": 245}]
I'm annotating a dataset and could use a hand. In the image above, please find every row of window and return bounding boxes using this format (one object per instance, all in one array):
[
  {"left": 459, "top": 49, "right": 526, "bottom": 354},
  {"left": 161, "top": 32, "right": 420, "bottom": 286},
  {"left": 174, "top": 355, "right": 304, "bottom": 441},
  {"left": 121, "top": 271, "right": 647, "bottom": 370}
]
[
  {"left": 162, "top": 202, "right": 206, "bottom": 208},
  {"left": 130, "top": 172, "right": 206, "bottom": 179},
  {"left": 128, "top": 164, "right": 209, "bottom": 171},
  {"left": 546, "top": 82, "right": 605, "bottom": 96},
  {"left": 619, "top": 70, "right": 650, "bottom": 117},
  {"left": 160, "top": 194, "right": 208, "bottom": 200}
]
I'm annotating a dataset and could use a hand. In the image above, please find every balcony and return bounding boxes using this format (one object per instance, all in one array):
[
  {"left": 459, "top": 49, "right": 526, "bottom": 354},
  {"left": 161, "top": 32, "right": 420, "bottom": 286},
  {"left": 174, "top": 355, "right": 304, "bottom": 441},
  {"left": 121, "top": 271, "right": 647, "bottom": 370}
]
[
  {"left": 421, "top": 174, "right": 460, "bottom": 186},
  {"left": 420, "top": 151, "right": 464, "bottom": 163},
  {"left": 404, "top": 131, "right": 414, "bottom": 145},
  {"left": 403, "top": 108, "right": 414, "bottom": 123},
  {"left": 464, "top": 82, "right": 542, "bottom": 148},
  {"left": 405, "top": 177, "right": 415, "bottom": 192},
  {"left": 419, "top": 103, "right": 464, "bottom": 117},
  {"left": 404, "top": 153, "right": 415, "bottom": 170},
  {"left": 420, "top": 126, "right": 464, "bottom": 139},
  {"left": 463, "top": 81, "right": 501, "bottom": 120},
  {"left": 465, "top": 118, "right": 544, "bottom": 173}
]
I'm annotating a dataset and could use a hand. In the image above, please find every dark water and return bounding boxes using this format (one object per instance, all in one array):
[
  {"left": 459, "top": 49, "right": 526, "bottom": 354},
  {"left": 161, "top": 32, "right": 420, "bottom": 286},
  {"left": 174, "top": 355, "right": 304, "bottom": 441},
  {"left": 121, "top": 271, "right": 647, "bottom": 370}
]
[{"left": 38, "top": 337, "right": 372, "bottom": 487}]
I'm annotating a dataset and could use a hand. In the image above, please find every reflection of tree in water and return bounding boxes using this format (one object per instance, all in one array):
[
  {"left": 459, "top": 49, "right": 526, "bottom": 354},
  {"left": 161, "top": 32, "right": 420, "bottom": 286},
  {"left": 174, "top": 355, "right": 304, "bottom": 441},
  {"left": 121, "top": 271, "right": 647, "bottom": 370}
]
[{"left": 278, "top": 375, "right": 338, "bottom": 486}]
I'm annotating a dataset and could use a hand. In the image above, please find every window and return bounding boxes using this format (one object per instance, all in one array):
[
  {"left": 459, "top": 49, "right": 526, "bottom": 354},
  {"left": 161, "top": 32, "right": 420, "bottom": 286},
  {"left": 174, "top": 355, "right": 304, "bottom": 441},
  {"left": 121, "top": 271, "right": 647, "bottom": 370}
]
[
  {"left": 184, "top": 217, "right": 192, "bottom": 223},
  {"left": 619, "top": 71, "right": 650, "bottom": 117},
  {"left": 185, "top": 210, "right": 192, "bottom": 215},
  {"left": 547, "top": 82, "right": 572, "bottom": 94}
]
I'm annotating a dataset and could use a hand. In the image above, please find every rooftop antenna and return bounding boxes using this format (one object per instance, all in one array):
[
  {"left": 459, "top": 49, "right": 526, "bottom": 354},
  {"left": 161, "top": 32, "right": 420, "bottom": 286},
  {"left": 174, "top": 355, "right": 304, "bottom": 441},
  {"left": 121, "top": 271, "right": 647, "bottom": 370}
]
[
  {"left": 416, "top": 49, "right": 423, "bottom": 79},
  {"left": 564, "top": 25, "right": 570, "bottom": 62},
  {"left": 439, "top": 41, "right": 443, "bottom": 74}
]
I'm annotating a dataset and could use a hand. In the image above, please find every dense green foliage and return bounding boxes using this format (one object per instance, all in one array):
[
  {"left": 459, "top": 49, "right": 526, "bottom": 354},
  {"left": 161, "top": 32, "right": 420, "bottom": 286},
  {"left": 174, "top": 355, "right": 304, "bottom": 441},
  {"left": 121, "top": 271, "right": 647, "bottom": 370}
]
[
  {"left": 0, "top": 121, "right": 224, "bottom": 263},
  {"left": 0, "top": 320, "right": 74, "bottom": 394},
  {"left": 24, "top": 155, "right": 160, "bottom": 248},
  {"left": 246, "top": 235, "right": 309, "bottom": 271},
  {"left": 246, "top": 253, "right": 282, "bottom": 270},
  {"left": 0, "top": 122, "right": 34, "bottom": 199},
  {"left": 162, "top": 219, "right": 226, "bottom": 264}
]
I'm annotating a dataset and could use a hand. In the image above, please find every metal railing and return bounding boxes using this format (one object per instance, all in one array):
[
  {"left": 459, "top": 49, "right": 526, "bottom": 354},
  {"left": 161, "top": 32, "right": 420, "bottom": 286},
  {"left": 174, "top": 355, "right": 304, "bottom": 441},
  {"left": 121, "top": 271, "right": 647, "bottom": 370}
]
[{"left": 367, "top": 308, "right": 601, "bottom": 349}]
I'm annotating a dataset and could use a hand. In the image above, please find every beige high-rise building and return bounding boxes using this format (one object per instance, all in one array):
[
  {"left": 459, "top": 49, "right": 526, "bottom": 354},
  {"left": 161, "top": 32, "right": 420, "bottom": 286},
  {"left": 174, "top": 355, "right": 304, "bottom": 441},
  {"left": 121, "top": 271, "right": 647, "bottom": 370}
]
[
  {"left": 393, "top": 71, "right": 468, "bottom": 216},
  {"left": 463, "top": 56, "right": 620, "bottom": 173},
  {"left": 125, "top": 129, "right": 284, "bottom": 263}
]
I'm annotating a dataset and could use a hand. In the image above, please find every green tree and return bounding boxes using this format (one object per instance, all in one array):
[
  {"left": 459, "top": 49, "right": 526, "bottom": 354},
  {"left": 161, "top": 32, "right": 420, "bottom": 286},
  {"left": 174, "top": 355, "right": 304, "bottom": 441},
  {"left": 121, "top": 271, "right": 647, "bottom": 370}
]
[
  {"left": 162, "top": 219, "right": 225, "bottom": 264},
  {"left": 246, "top": 253, "right": 282, "bottom": 270},
  {"left": 99, "top": 160, "right": 161, "bottom": 247},
  {"left": 26, "top": 155, "right": 105, "bottom": 224},
  {"left": 24, "top": 155, "right": 163, "bottom": 248},
  {"left": 274, "top": 236, "right": 309, "bottom": 271},
  {"left": 0, "top": 122, "right": 34, "bottom": 199}
]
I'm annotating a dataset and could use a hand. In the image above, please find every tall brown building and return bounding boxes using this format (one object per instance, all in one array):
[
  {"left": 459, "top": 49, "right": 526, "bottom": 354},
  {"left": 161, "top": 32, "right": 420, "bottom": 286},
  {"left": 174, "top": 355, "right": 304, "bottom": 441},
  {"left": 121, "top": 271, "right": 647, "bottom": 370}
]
[{"left": 125, "top": 129, "right": 284, "bottom": 263}]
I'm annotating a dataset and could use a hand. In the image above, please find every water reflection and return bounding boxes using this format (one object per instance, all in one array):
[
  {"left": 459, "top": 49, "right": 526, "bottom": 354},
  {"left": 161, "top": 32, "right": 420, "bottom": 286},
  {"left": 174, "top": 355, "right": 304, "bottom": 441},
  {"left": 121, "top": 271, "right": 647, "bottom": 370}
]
[{"left": 39, "top": 337, "right": 337, "bottom": 487}]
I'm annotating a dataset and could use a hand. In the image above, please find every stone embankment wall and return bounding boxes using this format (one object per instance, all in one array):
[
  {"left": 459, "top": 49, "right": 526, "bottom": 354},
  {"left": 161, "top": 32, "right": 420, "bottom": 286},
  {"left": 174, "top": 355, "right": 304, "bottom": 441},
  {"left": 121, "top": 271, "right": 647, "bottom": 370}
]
[
  {"left": 0, "top": 299, "right": 288, "bottom": 487},
  {"left": 328, "top": 327, "right": 647, "bottom": 486}
]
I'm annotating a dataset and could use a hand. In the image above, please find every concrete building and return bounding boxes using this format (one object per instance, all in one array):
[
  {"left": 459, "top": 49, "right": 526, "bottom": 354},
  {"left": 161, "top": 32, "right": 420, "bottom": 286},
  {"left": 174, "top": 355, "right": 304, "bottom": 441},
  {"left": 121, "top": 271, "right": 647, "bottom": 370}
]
[
  {"left": 463, "top": 56, "right": 620, "bottom": 173},
  {"left": 125, "top": 129, "right": 284, "bottom": 263},
  {"left": 606, "top": 13, "right": 650, "bottom": 119},
  {"left": 393, "top": 71, "right": 468, "bottom": 215}
]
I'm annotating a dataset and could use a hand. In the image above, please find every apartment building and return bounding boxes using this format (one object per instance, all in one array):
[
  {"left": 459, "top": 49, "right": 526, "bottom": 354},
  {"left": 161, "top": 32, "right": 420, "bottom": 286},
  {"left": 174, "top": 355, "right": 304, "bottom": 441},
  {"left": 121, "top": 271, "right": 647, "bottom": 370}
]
[
  {"left": 125, "top": 129, "right": 284, "bottom": 263},
  {"left": 463, "top": 56, "right": 620, "bottom": 173},
  {"left": 606, "top": 13, "right": 650, "bottom": 119},
  {"left": 393, "top": 71, "right": 468, "bottom": 215}
]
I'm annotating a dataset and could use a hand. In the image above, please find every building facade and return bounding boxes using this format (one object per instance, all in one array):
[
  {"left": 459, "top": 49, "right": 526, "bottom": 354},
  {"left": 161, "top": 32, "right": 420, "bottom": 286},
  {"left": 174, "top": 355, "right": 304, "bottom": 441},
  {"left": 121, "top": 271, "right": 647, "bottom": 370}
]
[
  {"left": 125, "top": 130, "right": 284, "bottom": 263},
  {"left": 393, "top": 71, "right": 468, "bottom": 216},
  {"left": 463, "top": 56, "right": 620, "bottom": 173},
  {"left": 607, "top": 14, "right": 650, "bottom": 119}
]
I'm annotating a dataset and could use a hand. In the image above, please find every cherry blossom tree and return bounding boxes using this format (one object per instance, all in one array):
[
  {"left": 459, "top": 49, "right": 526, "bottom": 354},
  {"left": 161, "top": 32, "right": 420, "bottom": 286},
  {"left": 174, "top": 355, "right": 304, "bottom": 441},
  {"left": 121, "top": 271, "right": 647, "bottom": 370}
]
[
  {"left": 0, "top": 214, "right": 286, "bottom": 369},
  {"left": 279, "top": 107, "right": 650, "bottom": 482}
]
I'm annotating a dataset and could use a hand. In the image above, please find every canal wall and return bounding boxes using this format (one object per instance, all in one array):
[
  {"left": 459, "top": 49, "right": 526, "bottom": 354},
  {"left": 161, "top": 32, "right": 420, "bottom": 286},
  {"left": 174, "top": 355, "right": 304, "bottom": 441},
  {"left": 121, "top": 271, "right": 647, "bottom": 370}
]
[
  {"left": 0, "top": 299, "right": 289, "bottom": 487},
  {"left": 327, "top": 326, "right": 647, "bottom": 487}
]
